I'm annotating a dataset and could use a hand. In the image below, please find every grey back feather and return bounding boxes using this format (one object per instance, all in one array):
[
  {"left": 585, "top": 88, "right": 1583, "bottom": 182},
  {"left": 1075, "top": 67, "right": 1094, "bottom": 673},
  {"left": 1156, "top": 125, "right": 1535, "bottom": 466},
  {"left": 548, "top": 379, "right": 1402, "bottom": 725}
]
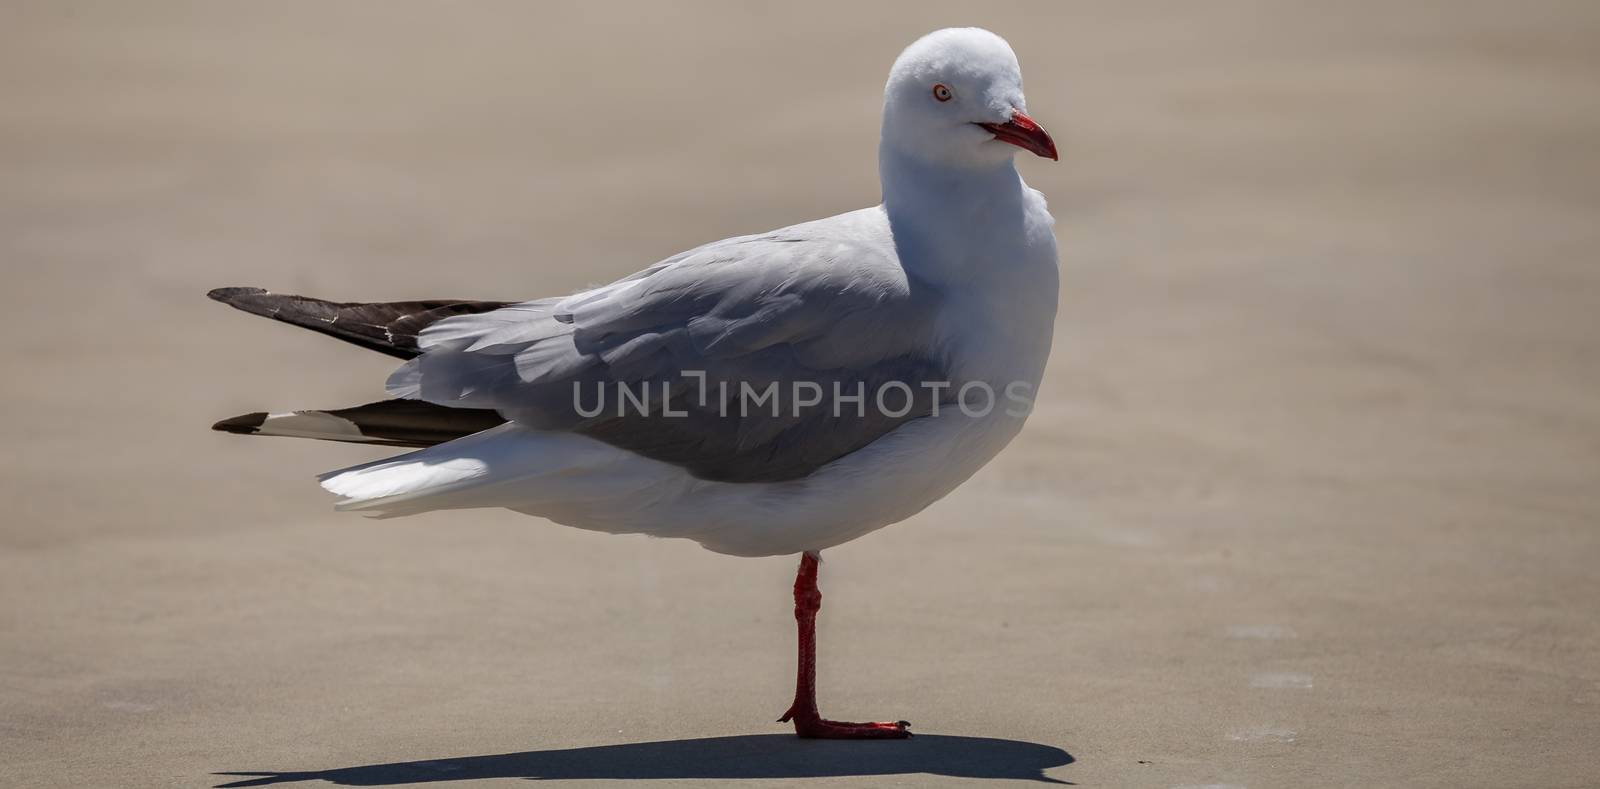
[{"left": 390, "top": 208, "right": 953, "bottom": 483}]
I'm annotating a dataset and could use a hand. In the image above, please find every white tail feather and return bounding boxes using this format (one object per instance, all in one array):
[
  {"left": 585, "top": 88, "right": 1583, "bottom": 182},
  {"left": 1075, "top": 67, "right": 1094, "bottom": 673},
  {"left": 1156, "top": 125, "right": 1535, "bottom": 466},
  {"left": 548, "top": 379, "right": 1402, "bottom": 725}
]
[{"left": 316, "top": 423, "right": 694, "bottom": 522}]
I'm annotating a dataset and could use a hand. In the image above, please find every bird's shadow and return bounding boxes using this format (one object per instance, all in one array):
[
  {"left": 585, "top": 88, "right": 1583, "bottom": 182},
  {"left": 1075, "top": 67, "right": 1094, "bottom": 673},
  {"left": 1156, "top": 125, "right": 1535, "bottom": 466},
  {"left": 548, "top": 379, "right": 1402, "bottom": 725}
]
[{"left": 214, "top": 734, "right": 1074, "bottom": 786}]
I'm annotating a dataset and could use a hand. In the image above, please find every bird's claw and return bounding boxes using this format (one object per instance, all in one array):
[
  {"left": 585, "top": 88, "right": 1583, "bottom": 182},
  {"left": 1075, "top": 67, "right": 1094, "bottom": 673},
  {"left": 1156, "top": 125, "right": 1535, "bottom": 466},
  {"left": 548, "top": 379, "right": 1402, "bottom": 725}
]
[{"left": 780, "top": 710, "right": 912, "bottom": 739}]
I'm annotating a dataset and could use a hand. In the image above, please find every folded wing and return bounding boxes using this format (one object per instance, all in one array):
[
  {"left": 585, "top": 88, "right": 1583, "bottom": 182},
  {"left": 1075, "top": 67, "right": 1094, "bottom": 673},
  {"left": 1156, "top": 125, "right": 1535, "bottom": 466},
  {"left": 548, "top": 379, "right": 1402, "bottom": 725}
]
[{"left": 390, "top": 212, "right": 952, "bottom": 483}]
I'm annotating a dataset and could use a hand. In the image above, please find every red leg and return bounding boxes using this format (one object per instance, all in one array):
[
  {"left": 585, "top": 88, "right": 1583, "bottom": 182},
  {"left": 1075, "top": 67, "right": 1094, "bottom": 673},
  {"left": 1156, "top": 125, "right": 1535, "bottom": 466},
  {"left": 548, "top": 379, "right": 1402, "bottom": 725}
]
[{"left": 777, "top": 552, "right": 911, "bottom": 739}]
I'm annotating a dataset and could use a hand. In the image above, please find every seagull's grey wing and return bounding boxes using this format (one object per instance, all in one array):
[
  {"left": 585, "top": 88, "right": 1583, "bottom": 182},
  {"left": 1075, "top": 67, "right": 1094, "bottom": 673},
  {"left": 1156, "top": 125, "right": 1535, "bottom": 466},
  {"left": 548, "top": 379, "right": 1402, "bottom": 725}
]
[{"left": 389, "top": 219, "right": 951, "bottom": 483}]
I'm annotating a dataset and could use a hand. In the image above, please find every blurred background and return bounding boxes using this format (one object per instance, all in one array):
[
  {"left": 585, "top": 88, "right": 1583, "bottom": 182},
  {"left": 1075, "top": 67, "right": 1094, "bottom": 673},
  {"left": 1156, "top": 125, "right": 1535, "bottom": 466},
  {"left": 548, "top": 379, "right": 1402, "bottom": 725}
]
[{"left": 2, "top": 2, "right": 1597, "bottom": 787}]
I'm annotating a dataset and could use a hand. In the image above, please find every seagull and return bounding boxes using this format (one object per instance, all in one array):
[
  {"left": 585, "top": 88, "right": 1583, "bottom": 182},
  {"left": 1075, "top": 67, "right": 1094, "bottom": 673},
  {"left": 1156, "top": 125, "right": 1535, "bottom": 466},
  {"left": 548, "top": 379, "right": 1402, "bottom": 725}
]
[{"left": 210, "top": 27, "right": 1059, "bottom": 739}]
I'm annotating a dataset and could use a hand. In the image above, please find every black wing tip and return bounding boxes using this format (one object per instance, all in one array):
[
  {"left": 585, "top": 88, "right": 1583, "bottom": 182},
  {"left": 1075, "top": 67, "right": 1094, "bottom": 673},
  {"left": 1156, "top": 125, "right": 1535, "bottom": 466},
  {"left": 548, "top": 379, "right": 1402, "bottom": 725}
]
[
  {"left": 208, "top": 287, "right": 301, "bottom": 322},
  {"left": 207, "top": 286, "right": 269, "bottom": 304},
  {"left": 212, "top": 412, "right": 268, "bottom": 435}
]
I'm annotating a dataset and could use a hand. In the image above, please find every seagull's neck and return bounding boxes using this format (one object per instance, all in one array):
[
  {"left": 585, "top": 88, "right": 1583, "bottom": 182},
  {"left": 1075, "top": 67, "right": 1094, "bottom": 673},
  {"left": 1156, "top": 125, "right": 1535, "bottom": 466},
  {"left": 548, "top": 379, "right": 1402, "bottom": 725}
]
[{"left": 878, "top": 147, "right": 1029, "bottom": 284}]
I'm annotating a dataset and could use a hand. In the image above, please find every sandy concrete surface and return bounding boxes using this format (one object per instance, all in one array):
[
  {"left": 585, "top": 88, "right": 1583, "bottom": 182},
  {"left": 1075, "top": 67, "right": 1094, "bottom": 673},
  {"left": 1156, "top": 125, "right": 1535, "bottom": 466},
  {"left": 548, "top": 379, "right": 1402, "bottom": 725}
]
[{"left": 3, "top": 2, "right": 1598, "bottom": 787}]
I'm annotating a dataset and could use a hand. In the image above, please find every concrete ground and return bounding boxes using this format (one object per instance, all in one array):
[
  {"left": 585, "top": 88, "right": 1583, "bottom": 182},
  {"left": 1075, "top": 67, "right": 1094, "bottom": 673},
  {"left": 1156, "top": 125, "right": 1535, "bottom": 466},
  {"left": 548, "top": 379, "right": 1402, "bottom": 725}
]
[{"left": 2, "top": 2, "right": 1598, "bottom": 787}]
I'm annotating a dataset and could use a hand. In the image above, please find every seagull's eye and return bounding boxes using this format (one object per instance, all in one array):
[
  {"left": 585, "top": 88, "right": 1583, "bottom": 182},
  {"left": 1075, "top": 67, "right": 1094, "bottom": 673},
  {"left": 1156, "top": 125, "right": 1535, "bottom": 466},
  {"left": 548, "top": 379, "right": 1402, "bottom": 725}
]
[{"left": 932, "top": 84, "right": 953, "bottom": 102}]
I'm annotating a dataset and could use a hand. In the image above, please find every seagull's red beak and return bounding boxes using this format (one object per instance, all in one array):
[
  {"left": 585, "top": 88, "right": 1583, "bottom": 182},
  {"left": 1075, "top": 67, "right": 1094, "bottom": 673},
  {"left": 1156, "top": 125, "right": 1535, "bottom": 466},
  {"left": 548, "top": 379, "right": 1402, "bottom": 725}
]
[{"left": 977, "top": 110, "right": 1058, "bottom": 161}]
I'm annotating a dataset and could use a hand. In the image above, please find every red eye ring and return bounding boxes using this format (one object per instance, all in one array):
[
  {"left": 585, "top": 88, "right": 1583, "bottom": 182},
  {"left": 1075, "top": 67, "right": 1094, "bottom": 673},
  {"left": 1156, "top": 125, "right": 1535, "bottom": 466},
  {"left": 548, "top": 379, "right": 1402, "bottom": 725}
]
[{"left": 932, "top": 83, "right": 953, "bottom": 102}]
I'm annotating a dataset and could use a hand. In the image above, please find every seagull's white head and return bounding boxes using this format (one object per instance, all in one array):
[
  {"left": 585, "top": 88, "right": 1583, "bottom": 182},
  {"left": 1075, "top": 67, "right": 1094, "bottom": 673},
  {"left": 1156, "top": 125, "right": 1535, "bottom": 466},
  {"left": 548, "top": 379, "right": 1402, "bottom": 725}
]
[{"left": 881, "top": 28, "right": 1057, "bottom": 169}]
